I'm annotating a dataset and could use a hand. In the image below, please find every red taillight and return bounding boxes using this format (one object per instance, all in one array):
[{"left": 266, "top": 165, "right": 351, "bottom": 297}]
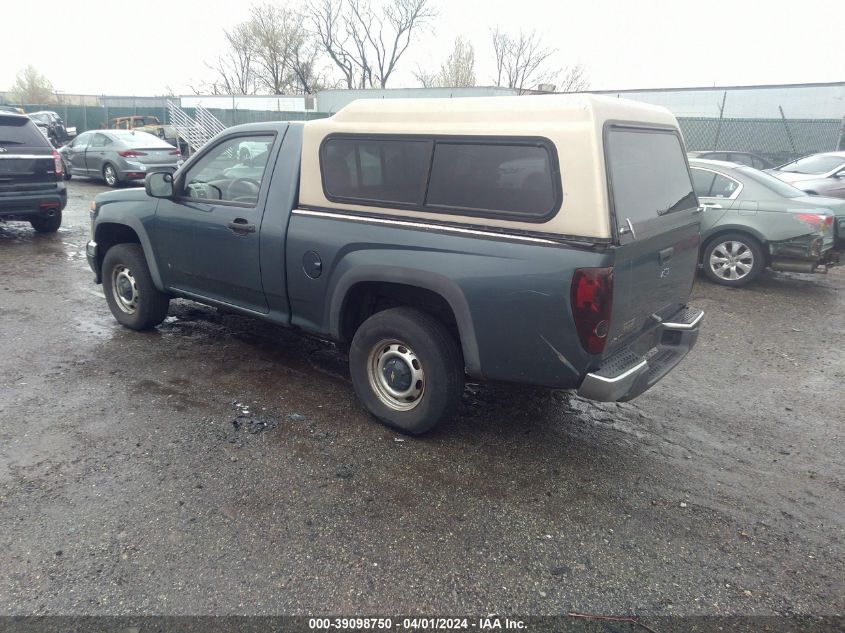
[
  {"left": 169, "top": 149, "right": 181, "bottom": 156},
  {"left": 52, "top": 150, "right": 62, "bottom": 178},
  {"left": 570, "top": 267, "right": 614, "bottom": 355},
  {"left": 118, "top": 150, "right": 147, "bottom": 157},
  {"left": 795, "top": 213, "right": 833, "bottom": 230}
]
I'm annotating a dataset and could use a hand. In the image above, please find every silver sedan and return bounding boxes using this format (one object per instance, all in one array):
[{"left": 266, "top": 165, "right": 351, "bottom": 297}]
[
  {"left": 767, "top": 151, "right": 845, "bottom": 199},
  {"left": 59, "top": 130, "right": 182, "bottom": 187}
]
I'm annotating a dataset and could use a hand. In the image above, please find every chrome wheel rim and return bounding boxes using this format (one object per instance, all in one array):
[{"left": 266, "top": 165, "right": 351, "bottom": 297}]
[
  {"left": 367, "top": 340, "right": 425, "bottom": 411},
  {"left": 111, "top": 265, "right": 139, "bottom": 314},
  {"left": 710, "top": 240, "right": 754, "bottom": 281},
  {"left": 104, "top": 165, "right": 116, "bottom": 186}
]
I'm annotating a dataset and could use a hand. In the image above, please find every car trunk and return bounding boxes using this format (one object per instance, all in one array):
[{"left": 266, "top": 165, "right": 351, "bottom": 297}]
[
  {"left": 603, "top": 124, "right": 701, "bottom": 355},
  {"left": 136, "top": 148, "right": 179, "bottom": 166},
  {"left": 0, "top": 116, "right": 58, "bottom": 195}
]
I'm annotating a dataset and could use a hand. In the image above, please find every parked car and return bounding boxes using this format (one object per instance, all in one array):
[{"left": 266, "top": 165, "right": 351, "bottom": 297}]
[
  {"left": 59, "top": 130, "right": 181, "bottom": 187},
  {"left": 690, "top": 159, "right": 840, "bottom": 286},
  {"left": 767, "top": 152, "right": 845, "bottom": 199},
  {"left": 237, "top": 139, "right": 273, "bottom": 163},
  {"left": 109, "top": 116, "right": 181, "bottom": 148},
  {"left": 0, "top": 113, "right": 66, "bottom": 233},
  {"left": 27, "top": 111, "right": 72, "bottom": 146},
  {"left": 688, "top": 150, "right": 774, "bottom": 170},
  {"left": 87, "top": 95, "right": 704, "bottom": 434}
]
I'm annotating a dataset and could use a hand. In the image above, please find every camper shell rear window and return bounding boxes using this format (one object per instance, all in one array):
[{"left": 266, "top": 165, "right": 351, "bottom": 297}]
[{"left": 319, "top": 134, "right": 562, "bottom": 222}]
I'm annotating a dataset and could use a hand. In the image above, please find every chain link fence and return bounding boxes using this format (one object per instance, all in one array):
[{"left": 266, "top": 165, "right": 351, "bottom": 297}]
[{"left": 679, "top": 117, "right": 843, "bottom": 165}]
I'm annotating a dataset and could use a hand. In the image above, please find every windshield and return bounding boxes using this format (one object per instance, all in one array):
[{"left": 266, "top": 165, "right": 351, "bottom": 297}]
[
  {"left": 778, "top": 155, "right": 845, "bottom": 175},
  {"left": 736, "top": 166, "right": 805, "bottom": 198}
]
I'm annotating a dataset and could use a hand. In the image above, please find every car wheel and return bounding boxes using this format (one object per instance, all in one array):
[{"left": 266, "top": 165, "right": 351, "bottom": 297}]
[
  {"left": 103, "top": 163, "right": 119, "bottom": 188},
  {"left": 702, "top": 233, "right": 764, "bottom": 287},
  {"left": 30, "top": 211, "right": 62, "bottom": 233},
  {"left": 349, "top": 307, "right": 464, "bottom": 435},
  {"left": 62, "top": 159, "right": 71, "bottom": 180},
  {"left": 102, "top": 243, "right": 170, "bottom": 330}
]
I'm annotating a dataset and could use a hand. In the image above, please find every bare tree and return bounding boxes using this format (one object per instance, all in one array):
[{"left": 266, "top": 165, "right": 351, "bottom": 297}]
[
  {"left": 557, "top": 63, "right": 589, "bottom": 92},
  {"left": 7, "top": 66, "right": 54, "bottom": 104},
  {"left": 208, "top": 22, "right": 257, "bottom": 95},
  {"left": 412, "top": 66, "right": 438, "bottom": 88},
  {"left": 311, "top": 0, "right": 435, "bottom": 89},
  {"left": 413, "top": 37, "right": 476, "bottom": 88},
  {"left": 436, "top": 37, "right": 475, "bottom": 87},
  {"left": 250, "top": 3, "right": 300, "bottom": 94},
  {"left": 491, "top": 28, "right": 589, "bottom": 93}
]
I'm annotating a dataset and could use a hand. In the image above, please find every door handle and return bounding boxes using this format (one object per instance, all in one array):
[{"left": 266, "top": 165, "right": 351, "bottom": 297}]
[
  {"left": 701, "top": 202, "right": 723, "bottom": 210},
  {"left": 658, "top": 246, "right": 674, "bottom": 265},
  {"left": 228, "top": 218, "right": 255, "bottom": 234},
  {"left": 618, "top": 217, "right": 636, "bottom": 240}
]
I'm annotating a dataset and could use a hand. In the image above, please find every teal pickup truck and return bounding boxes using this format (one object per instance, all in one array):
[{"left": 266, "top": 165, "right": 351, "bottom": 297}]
[{"left": 85, "top": 95, "right": 704, "bottom": 434}]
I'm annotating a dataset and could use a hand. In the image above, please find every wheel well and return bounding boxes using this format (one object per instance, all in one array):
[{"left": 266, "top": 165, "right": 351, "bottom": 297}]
[
  {"left": 95, "top": 223, "right": 140, "bottom": 269},
  {"left": 700, "top": 230, "right": 767, "bottom": 265},
  {"left": 340, "top": 282, "right": 460, "bottom": 345}
]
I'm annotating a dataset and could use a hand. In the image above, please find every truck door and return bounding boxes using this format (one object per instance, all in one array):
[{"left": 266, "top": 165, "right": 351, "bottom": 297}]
[{"left": 153, "top": 129, "right": 284, "bottom": 314}]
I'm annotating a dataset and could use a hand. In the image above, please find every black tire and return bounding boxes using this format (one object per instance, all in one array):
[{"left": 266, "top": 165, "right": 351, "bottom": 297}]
[
  {"left": 349, "top": 307, "right": 464, "bottom": 435},
  {"left": 103, "top": 163, "right": 120, "bottom": 188},
  {"left": 62, "top": 158, "right": 71, "bottom": 180},
  {"left": 102, "top": 243, "right": 170, "bottom": 330},
  {"left": 701, "top": 232, "right": 764, "bottom": 287},
  {"left": 30, "top": 211, "right": 62, "bottom": 233}
]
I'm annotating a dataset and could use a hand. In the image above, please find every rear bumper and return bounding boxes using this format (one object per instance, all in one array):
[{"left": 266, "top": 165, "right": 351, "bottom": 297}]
[
  {"left": 578, "top": 306, "right": 703, "bottom": 402},
  {"left": 119, "top": 162, "right": 180, "bottom": 180},
  {"left": 0, "top": 188, "right": 67, "bottom": 220}
]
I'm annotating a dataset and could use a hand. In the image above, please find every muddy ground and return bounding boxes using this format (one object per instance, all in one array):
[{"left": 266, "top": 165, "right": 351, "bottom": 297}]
[{"left": 0, "top": 180, "right": 842, "bottom": 619}]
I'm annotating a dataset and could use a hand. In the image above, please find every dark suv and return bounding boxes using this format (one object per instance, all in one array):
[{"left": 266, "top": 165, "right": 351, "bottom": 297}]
[{"left": 0, "top": 113, "right": 67, "bottom": 233}]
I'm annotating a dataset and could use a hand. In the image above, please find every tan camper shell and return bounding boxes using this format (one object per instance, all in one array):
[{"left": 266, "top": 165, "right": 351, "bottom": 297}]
[{"left": 300, "top": 94, "right": 681, "bottom": 239}]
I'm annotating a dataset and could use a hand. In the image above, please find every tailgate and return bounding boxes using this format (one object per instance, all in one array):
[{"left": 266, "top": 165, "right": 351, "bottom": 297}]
[{"left": 604, "top": 124, "right": 701, "bottom": 354}]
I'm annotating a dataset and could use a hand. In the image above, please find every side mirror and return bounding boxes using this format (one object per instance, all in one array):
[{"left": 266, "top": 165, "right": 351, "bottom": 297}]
[{"left": 145, "top": 171, "right": 174, "bottom": 198}]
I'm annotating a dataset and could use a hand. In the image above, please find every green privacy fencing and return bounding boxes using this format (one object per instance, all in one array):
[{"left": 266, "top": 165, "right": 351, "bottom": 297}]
[
  {"left": 18, "top": 104, "right": 329, "bottom": 134},
  {"left": 678, "top": 117, "right": 844, "bottom": 165},
  {"left": 17, "top": 104, "right": 845, "bottom": 165}
]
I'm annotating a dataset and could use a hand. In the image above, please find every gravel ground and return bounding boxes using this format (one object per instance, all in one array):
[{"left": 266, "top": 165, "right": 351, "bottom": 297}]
[{"left": 0, "top": 180, "right": 843, "bottom": 620}]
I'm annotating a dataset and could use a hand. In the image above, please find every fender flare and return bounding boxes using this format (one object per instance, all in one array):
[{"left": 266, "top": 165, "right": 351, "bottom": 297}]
[
  {"left": 95, "top": 218, "right": 165, "bottom": 291},
  {"left": 327, "top": 265, "right": 483, "bottom": 376}
]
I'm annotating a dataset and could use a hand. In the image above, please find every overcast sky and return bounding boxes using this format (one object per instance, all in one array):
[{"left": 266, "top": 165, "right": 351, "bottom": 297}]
[{"left": 1, "top": 0, "right": 841, "bottom": 96}]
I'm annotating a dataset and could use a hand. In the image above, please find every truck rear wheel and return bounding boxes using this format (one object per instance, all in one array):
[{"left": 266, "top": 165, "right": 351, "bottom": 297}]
[
  {"left": 102, "top": 243, "right": 170, "bottom": 330},
  {"left": 349, "top": 307, "right": 464, "bottom": 435}
]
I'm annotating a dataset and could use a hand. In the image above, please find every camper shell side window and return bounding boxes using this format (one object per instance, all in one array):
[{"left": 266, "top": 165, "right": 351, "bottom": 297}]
[{"left": 319, "top": 134, "right": 562, "bottom": 223}]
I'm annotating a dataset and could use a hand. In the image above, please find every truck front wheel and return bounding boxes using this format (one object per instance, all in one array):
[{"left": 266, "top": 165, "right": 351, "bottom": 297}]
[
  {"left": 102, "top": 243, "right": 170, "bottom": 330},
  {"left": 349, "top": 307, "right": 464, "bottom": 435}
]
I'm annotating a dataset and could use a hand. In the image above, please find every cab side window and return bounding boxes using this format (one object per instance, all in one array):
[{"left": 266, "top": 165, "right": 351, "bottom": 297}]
[{"left": 181, "top": 134, "right": 274, "bottom": 205}]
